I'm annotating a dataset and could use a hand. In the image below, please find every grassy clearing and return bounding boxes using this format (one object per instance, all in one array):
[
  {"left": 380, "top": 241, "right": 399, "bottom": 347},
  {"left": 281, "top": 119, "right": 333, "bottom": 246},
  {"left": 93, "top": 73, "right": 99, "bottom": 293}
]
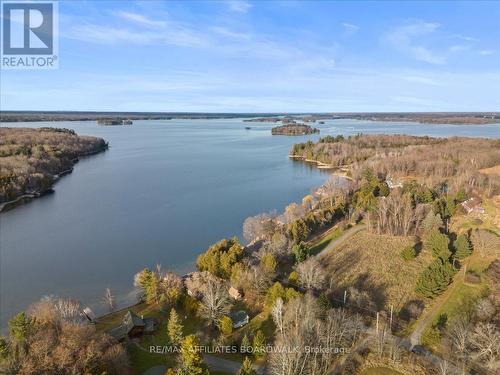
[
  {"left": 322, "top": 231, "right": 433, "bottom": 311},
  {"left": 308, "top": 225, "right": 344, "bottom": 255},
  {"left": 452, "top": 195, "right": 500, "bottom": 235}
]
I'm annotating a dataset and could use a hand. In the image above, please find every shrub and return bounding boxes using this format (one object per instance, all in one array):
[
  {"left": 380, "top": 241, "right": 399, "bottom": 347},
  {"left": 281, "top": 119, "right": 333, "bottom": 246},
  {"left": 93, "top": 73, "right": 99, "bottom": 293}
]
[
  {"left": 415, "top": 259, "right": 455, "bottom": 298},
  {"left": 454, "top": 234, "right": 472, "bottom": 259},
  {"left": 400, "top": 246, "right": 417, "bottom": 261}
]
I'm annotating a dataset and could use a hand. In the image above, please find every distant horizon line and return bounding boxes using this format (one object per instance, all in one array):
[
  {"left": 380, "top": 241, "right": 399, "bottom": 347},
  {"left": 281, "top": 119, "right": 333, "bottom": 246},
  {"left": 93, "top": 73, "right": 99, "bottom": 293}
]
[{"left": 1, "top": 110, "right": 499, "bottom": 115}]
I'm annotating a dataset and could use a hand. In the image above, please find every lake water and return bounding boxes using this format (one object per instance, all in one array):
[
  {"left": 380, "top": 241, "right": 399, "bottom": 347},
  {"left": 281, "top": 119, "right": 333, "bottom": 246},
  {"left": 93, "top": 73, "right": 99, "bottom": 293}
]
[{"left": 0, "top": 118, "right": 498, "bottom": 327}]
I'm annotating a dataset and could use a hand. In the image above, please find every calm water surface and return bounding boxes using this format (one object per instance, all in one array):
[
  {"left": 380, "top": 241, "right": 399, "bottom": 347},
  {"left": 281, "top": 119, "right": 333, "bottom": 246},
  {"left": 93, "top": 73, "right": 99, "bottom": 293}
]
[{"left": 0, "top": 119, "right": 498, "bottom": 327}]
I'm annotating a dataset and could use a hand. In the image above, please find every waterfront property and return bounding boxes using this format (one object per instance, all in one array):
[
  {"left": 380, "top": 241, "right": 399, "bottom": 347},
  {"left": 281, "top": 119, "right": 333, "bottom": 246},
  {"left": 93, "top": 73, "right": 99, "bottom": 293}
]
[{"left": 107, "top": 310, "right": 158, "bottom": 341}]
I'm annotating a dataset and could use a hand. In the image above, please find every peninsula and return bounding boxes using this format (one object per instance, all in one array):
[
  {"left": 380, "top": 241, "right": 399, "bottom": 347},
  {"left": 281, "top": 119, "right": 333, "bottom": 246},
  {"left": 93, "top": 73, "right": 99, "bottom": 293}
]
[{"left": 0, "top": 127, "right": 108, "bottom": 211}]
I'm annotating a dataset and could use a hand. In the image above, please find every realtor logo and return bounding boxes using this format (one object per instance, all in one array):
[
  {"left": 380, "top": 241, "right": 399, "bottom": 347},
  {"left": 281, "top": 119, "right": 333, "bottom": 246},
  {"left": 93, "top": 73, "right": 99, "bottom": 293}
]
[{"left": 1, "top": 1, "right": 58, "bottom": 69}]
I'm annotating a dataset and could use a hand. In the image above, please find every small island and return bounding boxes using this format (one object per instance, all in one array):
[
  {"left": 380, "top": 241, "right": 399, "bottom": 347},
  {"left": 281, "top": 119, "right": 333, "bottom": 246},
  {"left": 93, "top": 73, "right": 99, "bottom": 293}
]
[
  {"left": 271, "top": 123, "right": 320, "bottom": 136},
  {"left": 0, "top": 127, "right": 108, "bottom": 211},
  {"left": 97, "top": 119, "right": 133, "bottom": 125}
]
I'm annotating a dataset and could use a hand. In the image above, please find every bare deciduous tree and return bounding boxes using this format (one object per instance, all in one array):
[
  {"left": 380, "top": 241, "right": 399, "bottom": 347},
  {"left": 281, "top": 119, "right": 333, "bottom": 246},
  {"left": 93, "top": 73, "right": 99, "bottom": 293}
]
[
  {"left": 243, "top": 212, "right": 278, "bottom": 243},
  {"left": 271, "top": 297, "right": 284, "bottom": 335},
  {"left": 296, "top": 257, "right": 326, "bottom": 292},
  {"left": 198, "top": 278, "right": 231, "bottom": 326},
  {"left": 469, "top": 322, "right": 499, "bottom": 371},
  {"left": 103, "top": 287, "right": 116, "bottom": 312}
]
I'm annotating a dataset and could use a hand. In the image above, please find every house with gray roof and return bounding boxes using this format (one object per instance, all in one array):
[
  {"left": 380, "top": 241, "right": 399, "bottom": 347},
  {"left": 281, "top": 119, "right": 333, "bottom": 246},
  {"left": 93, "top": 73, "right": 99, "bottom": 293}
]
[{"left": 107, "top": 310, "right": 158, "bottom": 341}]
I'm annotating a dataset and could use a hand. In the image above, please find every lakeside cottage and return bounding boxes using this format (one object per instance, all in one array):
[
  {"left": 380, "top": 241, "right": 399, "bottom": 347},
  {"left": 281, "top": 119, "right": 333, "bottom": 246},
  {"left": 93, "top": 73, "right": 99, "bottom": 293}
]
[
  {"left": 107, "top": 310, "right": 158, "bottom": 342},
  {"left": 229, "top": 310, "right": 249, "bottom": 329},
  {"left": 461, "top": 197, "right": 485, "bottom": 214}
]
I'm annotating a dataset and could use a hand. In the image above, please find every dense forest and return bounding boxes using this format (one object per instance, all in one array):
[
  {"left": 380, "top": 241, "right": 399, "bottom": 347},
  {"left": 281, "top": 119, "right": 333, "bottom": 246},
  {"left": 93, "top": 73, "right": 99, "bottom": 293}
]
[
  {"left": 0, "top": 127, "right": 108, "bottom": 206},
  {"left": 291, "top": 134, "right": 500, "bottom": 196}
]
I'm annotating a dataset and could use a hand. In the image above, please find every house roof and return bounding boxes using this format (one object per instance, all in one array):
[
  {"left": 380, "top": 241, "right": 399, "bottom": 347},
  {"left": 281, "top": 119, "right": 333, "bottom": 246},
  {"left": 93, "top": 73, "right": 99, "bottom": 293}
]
[
  {"left": 123, "top": 310, "right": 145, "bottom": 333},
  {"left": 229, "top": 310, "right": 248, "bottom": 324},
  {"left": 461, "top": 197, "right": 482, "bottom": 211}
]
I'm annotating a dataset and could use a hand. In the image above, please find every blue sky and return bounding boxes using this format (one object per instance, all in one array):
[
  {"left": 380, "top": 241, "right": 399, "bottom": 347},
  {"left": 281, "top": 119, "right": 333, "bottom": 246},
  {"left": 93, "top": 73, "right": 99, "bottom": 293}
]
[{"left": 1, "top": 0, "right": 499, "bottom": 112}]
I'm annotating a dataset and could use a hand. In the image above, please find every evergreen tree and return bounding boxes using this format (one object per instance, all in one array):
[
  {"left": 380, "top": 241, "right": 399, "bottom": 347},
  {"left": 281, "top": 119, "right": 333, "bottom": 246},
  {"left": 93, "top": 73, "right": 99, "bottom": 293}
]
[
  {"left": 237, "top": 356, "right": 256, "bottom": 375},
  {"left": 219, "top": 315, "right": 233, "bottom": 336},
  {"left": 288, "top": 271, "right": 299, "bottom": 286},
  {"left": 292, "top": 241, "right": 310, "bottom": 263},
  {"left": 179, "top": 335, "right": 209, "bottom": 375},
  {"left": 454, "top": 234, "right": 472, "bottom": 259},
  {"left": 422, "top": 211, "right": 443, "bottom": 234},
  {"left": 287, "top": 219, "right": 310, "bottom": 244},
  {"left": 240, "top": 334, "right": 251, "bottom": 351},
  {"left": 167, "top": 308, "right": 183, "bottom": 346},
  {"left": 415, "top": 259, "right": 455, "bottom": 298},
  {"left": 252, "top": 330, "right": 266, "bottom": 358},
  {"left": 265, "top": 282, "right": 285, "bottom": 306},
  {"left": 135, "top": 268, "right": 159, "bottom": 304},
  {"left": 425, "top": 229, "right": 451, "bottom": 260},
  {"left": 260, "top": 253, "right": 277, "bottom": 275},
  {"left": 8, "top": 312, "right": 34, "bottom": 345}
]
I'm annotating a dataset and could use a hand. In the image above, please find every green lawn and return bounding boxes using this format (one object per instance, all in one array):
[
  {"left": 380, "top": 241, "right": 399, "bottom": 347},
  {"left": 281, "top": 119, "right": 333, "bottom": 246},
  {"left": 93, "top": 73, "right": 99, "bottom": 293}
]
[{"left": 308, "top": 226, "right": 344, "bottom": 255}]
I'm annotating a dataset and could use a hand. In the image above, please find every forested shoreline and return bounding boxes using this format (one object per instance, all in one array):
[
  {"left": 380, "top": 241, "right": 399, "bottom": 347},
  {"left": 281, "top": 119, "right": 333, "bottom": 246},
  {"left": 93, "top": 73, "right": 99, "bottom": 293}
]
[
  {"left": 290, "top": 134, "right": 500, "bottom": 196},
  {"left": 0, "top": 127, "right": 108, "bottom": 210}
]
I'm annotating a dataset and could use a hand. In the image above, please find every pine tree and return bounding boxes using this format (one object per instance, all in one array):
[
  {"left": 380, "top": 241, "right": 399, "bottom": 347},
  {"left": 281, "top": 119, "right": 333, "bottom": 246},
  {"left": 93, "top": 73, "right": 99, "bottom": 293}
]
[
  {"left": 167, "top": 308, "right": 183, "bottom": 346},
  {"left": 454, "top": 234, "right": 472, "bottom": 259},
  {"left": 179, "top": 335, "right": 208, "bottom": 375},
  {"left": 237, "top": 356, "right": 256, "bottom": 375},
  {"left": 415, "top": 259, "right": 455, "bottom": 298},
  {"left": 219, "top": 315, "right": 233, "bottom": 335},
  {"left": 425, "top": 229, "right": 451, "bottom": 260},
  {"left": 252, "top": 330, "right": 266, "bottom": 358},
  {"left": 260, "top": 253, "right": 277, "bottom": 275},
  {"left": 241, "top": 334, "right": 251, "bottom": 352},
  {"left": 292, "top": 241, "right": 310, "bottom": 263}
]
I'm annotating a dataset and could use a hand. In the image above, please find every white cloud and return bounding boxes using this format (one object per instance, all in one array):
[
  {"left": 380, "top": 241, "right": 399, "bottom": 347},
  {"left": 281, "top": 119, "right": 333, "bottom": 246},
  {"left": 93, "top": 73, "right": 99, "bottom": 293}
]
[
  {"left": 211, "top": 26, "right": 252, "bottom": 40},
  {"left": 224, "top": 0, "right": 252, "bottom": 13},
  {"left": 449, "top": 45, "right": 471, "bottom": 52},
  {"left": 341, "top": 22, "right": 359, "bottom": 35},
  {"left": 479, "top": 49, "right": 494, "bottom": 55},
  {"left": 385, "top": 21, "right": 446, "bottom": 64},
  {"left": 114, "top": 11, "right": 167, "bottom": 28}
]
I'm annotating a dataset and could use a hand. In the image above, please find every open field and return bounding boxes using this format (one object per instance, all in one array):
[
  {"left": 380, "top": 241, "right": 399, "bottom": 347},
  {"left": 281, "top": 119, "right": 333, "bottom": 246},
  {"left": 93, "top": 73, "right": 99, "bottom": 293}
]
[
  {"left": 321, "top": 231, "right": 433, "bottom": 312},
  {"left": 452, "top": 195, "right": 500, "bottom": 234},
  {"left": 479, "top": 164, "right": 500, "bottom": 176}
]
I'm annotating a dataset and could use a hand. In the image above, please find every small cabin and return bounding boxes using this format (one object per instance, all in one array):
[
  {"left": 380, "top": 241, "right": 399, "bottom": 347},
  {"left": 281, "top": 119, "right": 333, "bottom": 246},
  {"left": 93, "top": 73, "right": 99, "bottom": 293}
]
[
  {"left": 229, "top": 286, "right": 243, "bottom": 300},
  {"left": 461, "top": 197, "right": 485, "bottom": 214},
  {"left": 107, "top": 310, "right": 158, "bottom": 341}
]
